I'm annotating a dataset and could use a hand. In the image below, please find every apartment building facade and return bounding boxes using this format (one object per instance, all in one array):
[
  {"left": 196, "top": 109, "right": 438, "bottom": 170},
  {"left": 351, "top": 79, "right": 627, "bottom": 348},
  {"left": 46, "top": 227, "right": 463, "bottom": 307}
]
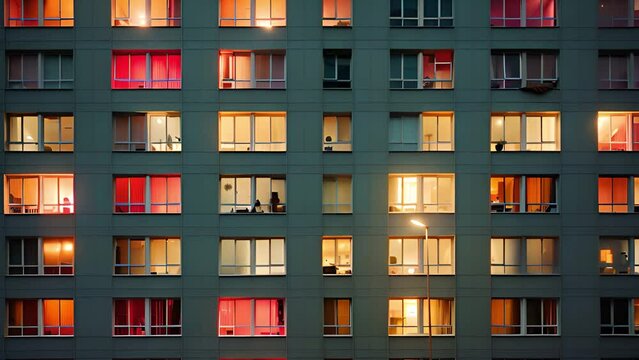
[{"left": 1, "top": 0, "right": 639, "bottom": 359}]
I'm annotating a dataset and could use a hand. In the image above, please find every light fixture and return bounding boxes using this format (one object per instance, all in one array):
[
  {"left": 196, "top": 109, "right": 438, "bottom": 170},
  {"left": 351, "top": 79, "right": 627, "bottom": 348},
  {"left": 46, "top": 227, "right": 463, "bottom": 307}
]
[{"left": 410, "top": 219, "right": 426, "bottom": 227}]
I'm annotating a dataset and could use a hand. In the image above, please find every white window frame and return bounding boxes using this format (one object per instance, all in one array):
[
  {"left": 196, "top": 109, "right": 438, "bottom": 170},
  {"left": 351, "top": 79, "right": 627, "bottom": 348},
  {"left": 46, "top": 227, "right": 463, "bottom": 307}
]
[
  {"left": 323, "top": 298, "right": 352, "bottom": 336},
  {"left": 491, "top": 51, "right": 558, "bottom": 89},
  {"left": 388, "top": 298, "right": 455, "bottom": 335},
  {"left": 218, "top": 112, "right": 287, "bottom": 152},
  {"left": 6, "top": 299, "right": 74, "bottom": 337},
  {"left": 388, "top": 174, "right": 455, "bottom": 213},
  {"left": 113, "top": 112, "right": 181, "bottom": 152},
  {"left": 390, "top": 0, "right": 454, "bottom": 27},
  {"left": 219, "top": 51, "right": 286, "bottom": 89},
  {"left": 323, "top": 114, "right": 352, "bottom": 152},
  {"left": 598, "top": 0, "right": 639, "bottom": 27},
  {"left": 490, "top": 113, "right": 560, "bottom": 151},
  {"left": 112, "top": 0, "right": 181, "bottom": 27},
  {"left": 490, "top": 237, "right": 559, "bottom": 275},
  {"left": 5, "top": 174, "right": 74, "bottom": 214},
  {"left": 322, "top": 175, "right": 353, "bottom": 213},
  {"left": 598, "top": 176, "right": 637, "bottom": 213},
  {"left": 218, "top": 0, "right": 286, "bottom": 27},
  {"left": 490, "top": 0, "right": 558, "bottom": 27},
  {"left": 7, "top": 237, "right": 74, "bottom": 276},
  {"left": 219, "top": 238, "right": 286, "bottom": 276},
  {"left": 491, "top": 298, "right": 560, "bottom": 336},
  {"left": 7, "top": 52, "right": 73, "bottom": 89},
  {"left": 597, "top": 112, "right": 639, "bottom": 151},
  {"left": 390, "top": 52, "right": 419, "bottom": 89},
  {"left": 5, "top": 0, "right": 74, "bottom": 27},
  {"left": 112, "top": 298, "right": 182, "bottom": 336},
  {"left": 113, "top": 237, "right": 181, "bottom": 276},
  {"left": 490, "top": 175, "right": 558, "bottom": 213},
  {"left": 600, "top": 298, "right": 639, "bottom": 335},
  {"left": 220, "top": 175, "right": 286, "bottom": 213},
  {"left": 218, "top": 298, "right": 286, "bottom": 337},
  {"left": 323, "top": 51, "right": 352, "bottom": 88},
  {"left": 599, "top": 53, "right": 638, "bottom": 89},
  {"left": 388, "top": 237, "right": 455, "bottom": 275},
  {"left": 390, "top": 51, "right": 454, "bottom": 89},
  {"left": 390, "top": 113, "right": 454, "bottom": 151},
  {"left": 112, "top": 51, "right": 181, "bottom": 89},
  {"left": 599, "top": 237, "right": 639, "bottom": 275},
  {"left": 113, "top": 175, "right": 181, "bottom": 214},
  {"left": 6, "top": 114, "right": 74, "bottom": 152},
  {"left": 322, "top": 0, "right": 352, "bottom": 26},
  {"left": 322, "top": 236, "right": 353, "bottom": 276}
]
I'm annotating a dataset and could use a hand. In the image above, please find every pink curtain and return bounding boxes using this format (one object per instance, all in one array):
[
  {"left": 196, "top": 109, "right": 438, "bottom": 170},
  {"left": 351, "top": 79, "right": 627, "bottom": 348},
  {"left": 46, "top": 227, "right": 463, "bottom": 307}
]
[
  {"left": 168, "top": 53, "right": 181, "bottom": 88},
  {"left": 167, "top": 176, "right": 181, "bottom": 212},
  {"left": 151, "top": 53, "right": 168, "bottom": 88},
  {"left": 130, "top": 177, "right": 145, "bottom": 212},
  {"left": 113, "top": 54, "right": 130, "bottom": 88}
]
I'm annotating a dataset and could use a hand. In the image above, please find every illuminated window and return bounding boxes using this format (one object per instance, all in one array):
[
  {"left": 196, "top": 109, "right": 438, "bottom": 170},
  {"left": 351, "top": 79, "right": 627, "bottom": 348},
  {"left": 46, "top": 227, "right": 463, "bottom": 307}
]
[
  {"left": 599, "top": 238, "right": 639, "bottom": 275},
  {"left": 389, "top": 237, "right": 454, "bottom": 275},
  {"left": 219, "top": 238, "right": 285, "bottom": 275},
  {"left": 219, "top": 0, "right": 286, "bottom": 27},
  {"left": 600, "top": 298, "right": 639, "bottom": 334},
  {"left": 599, "top": 0, "right": 639, "bottom": 27},
  {"left": 491, "top": 51, "right": 558, "bottom": 89},
  {"left": 490, "top": 175, "right": 557, "bottom": 213},
  {"left": 219, "top": 112, "right": 286, "bottom": 152},
  {"left": 490, "top": 0, "right": 557, "bottom": 27},
  {"left": 219, "top": 50, "right": 286, "bottom": 89},
  {"left": 389, "top": 112, "right": 454, "bottom": 151},
  {"left": 322, "top": 175, "right": 352, "bottom": 213},
  {"left": 598, "top": 112, "right": 639, "bottom": 151},
  {"left": 390, "top": 50, "right": 453, "bottom": 89},
  {"left": 113, "top": 113, "right": 181, "bottom": 152},
  {"left": 599, "top": 52, "right": 639, "bottom": 89},
  {"left": 323, "top": 0, "right": 351, "bottom": 26},
  {"left": 390, "top": 0, "right": 454, "bottom": 27},
  {"left": 113, "top": 175, "right": 181, "bottom": 213},
  {"left": 490, "top": 113, "right": 560, "bottom": 151},
  {"left": 114, "top": 237, "right": 181, "bottom": 275},
  {"left": 322, "top": 237, "right": 352, "bottom": 275},
  {"left": 598, "top": 176, "right": 638, "bottom": 213},
  {"left": 323, "top": 114, "right": 352, "bottom": 152},
  {"left": 490, "top": 237, "right": 558, "bottom": 274},
  {"left": 324, "top": 50, "right": 351, "bottom": 89},
  {"left": 324, "top": 298, "right": 351, "bottom": 336},
  {"left": 218, "top": 298, "right": 286, "bottom": 336},
  {"left": 6, "top": 114, "right": 73, "bottom": 152},
  {"left": 113, "top": 298, "right": 181, "bottom": 336},
  {"left": 4, "top": 0, "right": 73, "bottom": 27},
  {"left": 112, "top": 51, "right": 182, "bottom": 89},
  {"left": 112, "top": 0, "right": 181, "bottom": 26},
  {"left": 220, "top": 175, "right": 286, "bottom": 213},
  {"left": 6, "top": 299, "right": 74, "bottom": 336},
  {"left": 5, "top": 175, "right": 74, "bottom": 214},
  {"left": 491, "top": 298, "right": 558, "bottom": 335},
  {"left": 388, "top": 298, "right": 454, "bottom": 335},
  {"left": 7, "top": 237, "right": 74, "bottom": 275},
  {"left": 388, "top": 174, "right": 455, "bottom": 213},
  {"left": 7, "top": 52, "right": 73, "bottom": 89}
]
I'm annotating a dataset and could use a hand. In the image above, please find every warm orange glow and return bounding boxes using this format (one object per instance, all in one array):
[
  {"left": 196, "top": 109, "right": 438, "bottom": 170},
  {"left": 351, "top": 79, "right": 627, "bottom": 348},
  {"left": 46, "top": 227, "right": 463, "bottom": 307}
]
[{"left": 600, "top": 249, "right": 613, "bottom": 263}]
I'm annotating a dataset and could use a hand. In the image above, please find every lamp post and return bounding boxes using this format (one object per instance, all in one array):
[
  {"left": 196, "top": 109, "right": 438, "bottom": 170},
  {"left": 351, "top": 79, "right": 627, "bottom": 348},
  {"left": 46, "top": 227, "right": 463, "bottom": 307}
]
[{"left": 410, "top": 219, "right": 432, "bottom": 360}]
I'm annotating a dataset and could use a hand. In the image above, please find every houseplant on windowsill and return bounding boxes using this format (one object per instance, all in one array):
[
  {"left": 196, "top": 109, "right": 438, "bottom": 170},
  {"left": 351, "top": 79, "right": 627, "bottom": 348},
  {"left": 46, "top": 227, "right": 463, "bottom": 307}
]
[{"left": 495, "top": 141, "right": 506, "bottom": 152}]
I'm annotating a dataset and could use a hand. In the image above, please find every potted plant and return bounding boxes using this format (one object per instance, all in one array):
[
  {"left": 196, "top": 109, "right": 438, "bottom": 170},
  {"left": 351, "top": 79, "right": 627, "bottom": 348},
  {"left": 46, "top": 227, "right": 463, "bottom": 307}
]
[{"left": 495, "top": 140, "right": 506, "bottom": 152}]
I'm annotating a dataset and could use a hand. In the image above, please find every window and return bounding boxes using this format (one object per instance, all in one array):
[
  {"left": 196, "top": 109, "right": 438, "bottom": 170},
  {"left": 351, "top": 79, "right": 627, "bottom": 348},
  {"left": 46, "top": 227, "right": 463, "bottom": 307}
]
[
  {"left": 323, "top": 114, "right": 352, "bottom": 151},
  {"left": 599, "top": 176, "right": 639, "bottom": 213},
  {"left": 218, "top": 298, "right": 286, "bottom": 336},
  {"left": 323, "top": 50, "right": 351, "bottom": 89},
  {"left": 390, "top": 0, "right": 453, "bottom": 27},
  {"left": 220, "top": 238, "right": 285, "bottom": 275},
  {"left": 324, "top": 298, "right": 351, "bottom": 335},
  {"left": 490, "top": 237, "right": 558, "bottom": 274},
  {"left": 322, "top": 237, "right": 352, "bottom": 275},
  {"left": 599, "top": 0, "right": 639, "bottom": 27},
  {"left": 112, "top": 51, "right": 181, "bottom": 89},
  {"left": 389, "top": 237, "right": 454, "bottom": 275},
  {"left": 490, "top": 113, "right": 560, "bottom": 151},
  {"left": 490, "top": 175, "right": 557, "bottom": 213},
  {"left": 113, "top": 113, "right": 181, "bottom": 152},
  {"left": 112, "top": 0, "right": 181, "bottom": 26},
  {"left": 388, "top": 298, "right": 454, "bottom": 335},
  {"left": 491, "top": 298, "right": 558, "bottom": 335},
  {"left": 5, "top": 175, "right": 74, "bottom": 214},
  {"left": 491, "top": 51, "right": 558, "bottom": 89},
  {"left": 7, "top": 52, "right": 73, "bottom": 89},
  {"left": 220, "top": 176, "right": 286, "bottom": 213},
  {"left": 114, "top": 175, "right": 181, "bottom": 213},
  {"left": 601, "top": 298, "right": 639, "bottom": 334},
  {"left": 6, "top": 114, "right": 73, "bottom": 152},
  {"left": 490, "top": 0, "right": 557, "bottom": 27},
  {"left": 219, "top": 112, "right": 286, "bottom": 152},
  {"left": 219, "top": 0, "right": 286, "bottom": 27},
  {"left": 599, "top": 237, "right": 639, "bottom": 275},
  {"left": 4, "top": 0, "right": 73, "bottom": 26},
  {"left": 390, "top": 50, "right": 454, "bottom": 89},
  {"left": 388, "top": 174, "right": 455, "bottom": 213},
  {"left": 599, "top": 52, "right": 639, "bottom": 89},
  {"left": 598, "top": 112, "right": 639, "bottom": 151},
  {"left": 323, "top": 0, "right": 351, "bottom": 26},
  {"left": 323, "top": 175, "right": 352, "bottom": 213},
  {"left": 389, "top": 112, "right": 454, "bottom": 151},
  {"left": 6, "top": 299, "right": 74, "bottom": 336},
  {"left": 113, "top": 298, "right": 181, "bottom": 336},
  {"left": 7, "top": 237, "right": 74, "bottom": 275},
  {"left": 114, "top": 237, "right": 181, "bottom": 275},
  {"left": 219, "top": 50, "right": 286, "bottom": 89}
]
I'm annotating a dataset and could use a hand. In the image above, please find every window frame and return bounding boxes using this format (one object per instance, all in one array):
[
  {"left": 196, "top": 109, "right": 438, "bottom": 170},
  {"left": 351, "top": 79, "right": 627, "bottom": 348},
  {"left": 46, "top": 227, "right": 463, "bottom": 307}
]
[
  {"left": 599, "top": 52, "right": 638, "bottom": 89},
  {"left": 600, "top": 298, "right": 639, "bottom": 335},
  {"left": 390, "top": 0, "right": 454, "bottom": 27},
  {"left": 388, "top": 174, "right": 455, "bottom": 213},
  {"left": 219, "top": 0, "right": 286, "bottom": 27},
  {"left": 491, "top": 298, "right": 560, "bottom": 336},
  {"left": 323, "top": 113, "right": 352, "bottom": 152},
  {"left": 111, "top": 0, "right": 182, "bottom": 27},
  {"left": 490, "top": 112, "right": 560, "bottom": 151},
  {"left": 598, "top": 0, "right": 639, "bottom": 27},
  {"left": 323, "top": 298, "right": 352, "bottom": 336},
  {"left": 219, "top": 238, "right": 286, "bottom": 276},
  {"left": 113, "top": 112, "right": 181, "bottom": 152},
  {"left": 323, "top": 50, "right": 352, "bottom": 89},
  {"left": 490, "top": 175, "right": 558, "bottom": 213},
  {"left": 113, "top": 237, "right": 181, "bottom": 276},
  {"left": 491, "top": 51, "right": 559, "bottom": 90},
  {"left": 388, "top": 236, "right": 455, "bottom": 275},
  {"left": 112, "top": 298, "right": 182, "bottom": 336},
  {"left": 322, "top": 0, "right": 352, "bottom": 26},
  {"left": 6, "top": 113, "right": 74, "bottom": 152},
  {"left": 390, "top": 50, "right": 454, "bottom": 90},
  {"left": 598, "top": 176, "right": 637, "bottom": 213},
  {"left": 7, "top": 237, "right": 74, "bottom": 276},
  {"left": 597, "top": 112, "right": 639, "bottom": 151},
  {"left": 111, "top": 50, "right": 182, "bottom": 89},
  {"left": 388, "top": 298, "right": 455, "bottom": 336},
  {"left": 219, "top": 50, "right": 286, "bottom": 89},
  {"left": 322, "top": 175, "right": 353, "bottom": 214},
  {"left": 4, "top": 0, "right": 74, "bottom": 27},
  {"left": 490, "top": 0, "right": 558, "bottom": 27},
  {"left": 218, "top": 298, "right": 286, "bottom": 337},
  {"left": 322, "top": 236, "right": 353, "bottom": 276},
  {"left": 220, "top": 175, "right": 286, "bottom": 214},
  {"left": 7, "top": 51, "right": 74, "bottom": 89},
  {"left": 6, "top": 298, "right": 74, "bottom": 337},
  {"left": 599, "top": 237, "right": 639, "bottom": 275},
  {"left": 218, "top": 112, "right": 287, "bottom": 152},
  {"left": 5, "top": 174, "right": 74, "bottom": 215},
  {"left": 490, "top": 237, "right": 559, "bottom": 275},
  {"left": 389, "top": 112, "right": 454, "bottom": 151},
  {"left": 113, "top": 175, "right": 182, "bottom": 214}
]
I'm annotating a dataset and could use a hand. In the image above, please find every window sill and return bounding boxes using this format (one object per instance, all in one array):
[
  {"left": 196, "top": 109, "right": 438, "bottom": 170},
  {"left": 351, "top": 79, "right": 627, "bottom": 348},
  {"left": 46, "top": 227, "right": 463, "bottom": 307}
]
[
  {"left": 389, "top": 150, "right": 455, "bottom": 153},
  {"left": 6, "top": 151, "right": 74, "bottom": 153},
  {"left": 220, "top": 212, "right": 286, "bottom": 215},
  {"left": 113, "top": 213, "right": 181, "bottom": 215},
  {"left": 113, "top": 26, "right": 181, "bottom": 28},
  {"left": 219, "top": 274, "right": 286, "bottom": 277},
  {"left": 389, "top": 26, "right": 455, "bottom": 29},
  {"left": 490, "top": 273, "right": 560, "bottom": 276},
  {"left": 218, "top": 335, "right": 286, "bottom": 338},
  {"left": 112, "top": 335, "right": 182, "bottom": 338},
  {"left": 4, "top": 213, "right": 75, "bottom": 216},
  {"left": 6, "top": 274, "right": 74, "bottom": 277},
  {"left": 111, "top": 88, "right": 182, "bottom": 91},
  {"left": 219, "top": 88, "right": 287, "bottom": 91},
  {"left": 388, "top": 334, "right": 455, "bottom": 337},
  {"left": 323, "top": 334, "right": 352, "bottom": 337},
  {"left": 491, "top": 334, "right": 560, "bottom": 337},
  {"left": 389, "top": 88, "right": 454, "bottom": 91},
  {"left": 218, "top": 25, "right": 287, "bottom": 29},
  {"left": 389, "top": 273, "right": 455, "bottom": 276},
  {"left": 6, "top": 335, "right": 74, "bottom": 338},
  {"left": 112, "top": 274, "right": 181, "bottom": 277},
  {"left": 219, "top": 151, "right": 287, "bottom": 153}
]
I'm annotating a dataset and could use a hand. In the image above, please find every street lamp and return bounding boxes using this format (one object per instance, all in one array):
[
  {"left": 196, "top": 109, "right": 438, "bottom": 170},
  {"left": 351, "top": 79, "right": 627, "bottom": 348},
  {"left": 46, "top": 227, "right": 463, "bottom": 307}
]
[{"left": 411, "top": 219, "right": 432, "bottom": 360}]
